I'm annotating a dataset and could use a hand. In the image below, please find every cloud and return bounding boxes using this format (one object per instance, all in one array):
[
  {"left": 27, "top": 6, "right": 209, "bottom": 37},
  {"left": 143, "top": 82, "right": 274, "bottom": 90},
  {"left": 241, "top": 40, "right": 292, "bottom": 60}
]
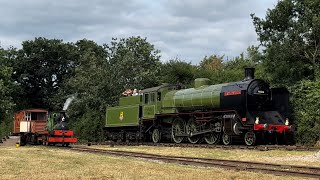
[{"left": 0, "top": 0, "right": 277, "bottom": 64}]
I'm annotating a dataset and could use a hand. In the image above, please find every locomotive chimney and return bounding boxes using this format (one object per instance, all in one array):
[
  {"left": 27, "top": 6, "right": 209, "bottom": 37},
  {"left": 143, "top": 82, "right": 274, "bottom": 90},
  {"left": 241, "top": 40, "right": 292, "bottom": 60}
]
[
  {"left": 244, "top": 67, "right": 255, "bottom": 80},
  {"left": 59, "top": 111, "right": 67, "bottom": 122}
]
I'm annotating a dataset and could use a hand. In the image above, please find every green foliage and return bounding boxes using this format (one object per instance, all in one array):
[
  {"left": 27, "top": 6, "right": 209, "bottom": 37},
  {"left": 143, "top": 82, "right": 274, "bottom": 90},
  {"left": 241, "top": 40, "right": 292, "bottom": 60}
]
[
  {"left": 0, "top": 113, "right": 13, "bottom": 138},
  {"left": 106, "top": 37, "right": 162, "bottom": 91},
  {"left": 291, "top": 80, "right": 320, "bottom": 145},
  {"left": 0, "top": 46, "right": 15, "bottom": 137},
  {"left": 160, "top": 59, "right": 195, "bottom": 87},
  {"left": 67, "top": 39, "right": 111, "bottom": 111},
  {"left": 0, "top": 47, "right": 14, "bottom": 111},
  {"left": 12, "top": 37, "right": 79, "bottom": 110},
  {"left": 251, "top": 0, "right": 320, "bottom": 85},
  {"left": 195, "top": 48, "right": 264, "bottom": 85},
  {"left": 199, "top": 55, "right": 224, "bottom": 71},
  {"left": 72, "top": 110, "right": 105, "bottom": 142},
  {"left": 252, "top": 0, "right": 320, "bottom": 145},
  {"left": 67, "top": 37, "right": 162, "bottom": 141}
]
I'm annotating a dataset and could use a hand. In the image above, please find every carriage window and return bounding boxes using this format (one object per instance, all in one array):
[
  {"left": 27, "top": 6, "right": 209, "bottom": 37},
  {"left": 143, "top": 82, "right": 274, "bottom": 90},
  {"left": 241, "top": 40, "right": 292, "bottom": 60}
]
[
  {"left": 157, "top": 92, "right": 161, "bottom": 101},
  {"left": 25, "top": 112, "right": 31, "bottom": 121},
  {"left": 144, "top": 94, "right": 149, "bottom": 104},
  {"left": 151, "top": 93, "right": 155, "bottom": 102},
  {"left": 31, "top": 112, "right": 37, "bottom": 120}
]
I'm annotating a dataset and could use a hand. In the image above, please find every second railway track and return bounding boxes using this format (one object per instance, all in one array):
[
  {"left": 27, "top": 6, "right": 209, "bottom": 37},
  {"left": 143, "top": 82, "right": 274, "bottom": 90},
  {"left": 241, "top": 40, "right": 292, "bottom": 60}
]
[{"left": 69, "top": 146, "right": 320, "bottom": 179}]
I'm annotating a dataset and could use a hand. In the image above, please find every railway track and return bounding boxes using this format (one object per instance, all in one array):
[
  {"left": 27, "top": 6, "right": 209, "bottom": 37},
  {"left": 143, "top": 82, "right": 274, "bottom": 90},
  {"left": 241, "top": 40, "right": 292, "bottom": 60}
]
[
  {"left": 69, "top": 146, "right": 320, "bottom": 179},
  {"left": 84, "top": 141, "right": 320, "bottom": 151}
]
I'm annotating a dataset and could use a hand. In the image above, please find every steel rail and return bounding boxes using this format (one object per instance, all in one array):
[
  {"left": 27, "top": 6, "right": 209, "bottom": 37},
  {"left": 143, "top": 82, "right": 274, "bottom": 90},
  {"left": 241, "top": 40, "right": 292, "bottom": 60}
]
[
  {"left": 82, "top": 141, "right": 320, "bottom": 152},
  {"left": 69, "top": 147, "right": 320, "bottom": 179}
]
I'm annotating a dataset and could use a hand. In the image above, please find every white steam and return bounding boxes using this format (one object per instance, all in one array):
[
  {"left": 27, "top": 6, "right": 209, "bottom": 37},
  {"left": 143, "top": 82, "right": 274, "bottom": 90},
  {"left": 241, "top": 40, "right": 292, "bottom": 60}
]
[{"left": 63, "top": 96, "right": 75, "bottom": 110}]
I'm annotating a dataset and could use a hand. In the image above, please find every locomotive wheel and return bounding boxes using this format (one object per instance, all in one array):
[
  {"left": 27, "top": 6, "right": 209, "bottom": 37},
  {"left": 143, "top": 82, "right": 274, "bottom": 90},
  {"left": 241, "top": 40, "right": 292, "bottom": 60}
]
[
  {"left": 204, "top": 132, "right": 220, "bottom": 144},
  {"left": 222, "top": 133, "right": 232, "bottom": 145},
  {"left": 186, "top": 119, "right": 200, "bottom": 144},
  {"left": 152, "top": 129, "right": 161, "bottom": 143},
  {"left": 171, "top": 118, "right": 185, "bottom": 143},
  {"left": 244, "top": 132, "right": 256, "bottom": 146},
  {"left": 19, "top": 135, "right": 26, "bottom": 146}
]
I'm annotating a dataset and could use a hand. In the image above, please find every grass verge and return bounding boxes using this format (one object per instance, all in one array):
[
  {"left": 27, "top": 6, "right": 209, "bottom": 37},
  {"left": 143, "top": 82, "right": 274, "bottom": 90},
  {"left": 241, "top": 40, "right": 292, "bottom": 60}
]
[
  {"left": 85, "top": 145, "right": 320, "bottom": 167},
  {"left": 0, "top": 146, "right": 310, "bottom": 180}
]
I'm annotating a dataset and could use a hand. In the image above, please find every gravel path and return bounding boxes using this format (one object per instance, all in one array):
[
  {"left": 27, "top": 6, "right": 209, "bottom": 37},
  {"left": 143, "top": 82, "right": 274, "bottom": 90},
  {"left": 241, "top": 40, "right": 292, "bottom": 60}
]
[
  {"left": 0, "top": 136, "right": 19, "bottom": 146},
  {"left": 265, "top": 151, "right": 320, "bottom": 162}
]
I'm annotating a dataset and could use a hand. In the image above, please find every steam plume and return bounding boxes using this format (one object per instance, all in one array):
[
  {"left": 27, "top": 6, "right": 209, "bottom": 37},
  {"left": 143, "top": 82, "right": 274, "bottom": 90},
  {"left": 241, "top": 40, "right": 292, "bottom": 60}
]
[{"left": 63, "top": 96, "right": 75, "bottom": 110}]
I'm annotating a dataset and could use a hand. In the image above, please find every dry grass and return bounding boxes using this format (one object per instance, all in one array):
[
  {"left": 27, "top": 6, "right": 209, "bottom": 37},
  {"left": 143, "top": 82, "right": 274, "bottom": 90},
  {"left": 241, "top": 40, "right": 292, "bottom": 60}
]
[
  {"left": 86, "top": 145, "right": 320, "bottom": 167},
  {"left": 0, "top": 146, "right": 311, "bottom": 180}
]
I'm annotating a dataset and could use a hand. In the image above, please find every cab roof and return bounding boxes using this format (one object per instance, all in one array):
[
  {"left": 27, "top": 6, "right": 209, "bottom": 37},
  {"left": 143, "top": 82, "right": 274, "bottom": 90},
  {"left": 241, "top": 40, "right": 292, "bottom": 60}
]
[{"left": 141, "top": 83, "right": 175, "bottom": 93}]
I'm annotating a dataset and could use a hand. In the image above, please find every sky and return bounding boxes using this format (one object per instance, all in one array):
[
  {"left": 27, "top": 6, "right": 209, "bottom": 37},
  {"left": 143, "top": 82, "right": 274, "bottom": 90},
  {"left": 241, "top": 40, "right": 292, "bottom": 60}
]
[{"left": 0, "top": 0, "right": 278, "bottom": 64}]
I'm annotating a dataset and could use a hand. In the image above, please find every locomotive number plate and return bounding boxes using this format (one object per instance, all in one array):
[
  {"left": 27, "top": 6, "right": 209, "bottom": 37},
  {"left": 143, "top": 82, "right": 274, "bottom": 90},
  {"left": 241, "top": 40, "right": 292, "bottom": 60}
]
[{"left": 224, "top": 91, "right": 241, "bottom": 96}]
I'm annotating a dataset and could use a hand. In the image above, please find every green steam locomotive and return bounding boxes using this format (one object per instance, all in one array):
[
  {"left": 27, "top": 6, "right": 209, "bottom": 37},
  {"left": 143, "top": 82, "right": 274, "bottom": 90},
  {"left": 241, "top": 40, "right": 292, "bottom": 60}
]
[{"left": 105, "top": 68, "right": 293, "bottom": 146}]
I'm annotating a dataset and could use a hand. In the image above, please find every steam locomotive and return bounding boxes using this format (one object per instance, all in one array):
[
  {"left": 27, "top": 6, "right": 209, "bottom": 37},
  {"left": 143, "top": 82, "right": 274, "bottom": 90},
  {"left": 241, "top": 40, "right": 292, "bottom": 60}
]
[
  {"left": 13, "top": 110, "right": 77, "bottom": 146},
  {"left": 105, "top": 68, "right": 293, "bottom": 145}
]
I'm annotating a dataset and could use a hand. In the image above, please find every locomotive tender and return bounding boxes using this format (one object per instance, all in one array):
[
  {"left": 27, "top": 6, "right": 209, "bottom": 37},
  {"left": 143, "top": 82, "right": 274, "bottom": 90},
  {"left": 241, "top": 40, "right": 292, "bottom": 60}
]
[{"left": 106, "top": 68, "right": 293, "bottom": 145}]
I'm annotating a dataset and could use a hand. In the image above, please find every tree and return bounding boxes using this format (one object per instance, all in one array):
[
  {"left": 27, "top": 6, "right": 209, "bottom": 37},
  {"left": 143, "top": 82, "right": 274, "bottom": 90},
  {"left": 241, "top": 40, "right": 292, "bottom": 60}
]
[
  {"left": 0, "top": 46, "right": 15, "bottom": 137},
  {"left": 196, "top": 51, "right": 264, "bottom": 85},
  {"left": 252, "top": 0, "right": 320, "bottom": 145},
  {"left": 67, "top": 37, "right": 162, "bottom": 141},
  {"left": 199, "top": 55, "right": 224, "bottom": 71},
  {"left": 291, "top": 80, "right": 320, "bottom": 145},
  {"left": 67, "top": 39, "right": 110, "bottom": 111},
  {"left": 12, "top": 37, "right": 79, "bottom": 110},
  {"left": 251, "top": 0, "right": 320, "bottom": 85},
  {"left": 65, "top": 39, "right": 110, "bottom": 141},
  {"left": 105, "top": 37, "right": 162, "bottom": 93},
  {"left": 160, "top": 59, "right": 195, "bottom": 87}
]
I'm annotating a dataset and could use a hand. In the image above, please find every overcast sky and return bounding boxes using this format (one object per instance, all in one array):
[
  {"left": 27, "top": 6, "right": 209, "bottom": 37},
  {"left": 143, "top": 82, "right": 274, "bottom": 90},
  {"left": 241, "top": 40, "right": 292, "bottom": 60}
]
[{"left": 0, "top": 0, "right": 278, "bottom": 64}]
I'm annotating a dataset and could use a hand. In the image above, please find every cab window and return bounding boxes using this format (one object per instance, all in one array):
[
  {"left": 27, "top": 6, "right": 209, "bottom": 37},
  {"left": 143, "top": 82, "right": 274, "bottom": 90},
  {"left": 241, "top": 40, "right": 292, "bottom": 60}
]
[
  {"left": 150, "top": 93, "right": 155, "bottom": 103},
  {"left": 144, "top": 94, "right": 149, "bottom": 104},
  {"left": 157, "top": 92, "right": 161, "bottom": 101}
]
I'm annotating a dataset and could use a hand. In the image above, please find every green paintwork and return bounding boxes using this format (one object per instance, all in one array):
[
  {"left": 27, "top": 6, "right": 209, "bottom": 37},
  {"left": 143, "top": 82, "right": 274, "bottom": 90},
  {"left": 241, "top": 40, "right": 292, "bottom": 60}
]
[
  {"left": 105, "top": 81, "right": 229, "bottom": 128},
  {"left": 47, "top": 112, "right": 57, "bottom": 131},
  {"left": 106, "top": 105, "right": 140, "bottom": 127},
  {"left": 119, "top": 95, "right": 142, "bottom": 106},
  {"left": 143, "top": 104, "right": 156, "bottom": 119},
  {"left": 163, "top": 83, "right": 228, "bottom": 109},
  {"left": 162, "top": 90, "right": 178, "bottom": 113}
]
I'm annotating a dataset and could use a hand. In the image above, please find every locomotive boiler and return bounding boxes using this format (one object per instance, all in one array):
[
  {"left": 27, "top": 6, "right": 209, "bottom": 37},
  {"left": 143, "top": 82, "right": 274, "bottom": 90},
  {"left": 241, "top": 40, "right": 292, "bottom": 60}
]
[{"left": 105, "top": 68, "right": 293, "bottom": 146}]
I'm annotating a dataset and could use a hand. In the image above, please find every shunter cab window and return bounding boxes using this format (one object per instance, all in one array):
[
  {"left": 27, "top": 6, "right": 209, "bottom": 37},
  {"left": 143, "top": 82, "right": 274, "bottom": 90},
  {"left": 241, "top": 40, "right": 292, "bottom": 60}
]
[
  {"left": 157, "top": 92, "right": 161, "bottom": 101},
  {"left": 31, "top": 112, "right": 47, "bottom": 120},
  {"left": 25, "top": 112, "right": 31, "bottom": 121},
  {"left": 144, "top": 94, "right": 149, "bottom": 104},
  {"left": 151, "top": 93, "right": 155, "bottom": 103}
]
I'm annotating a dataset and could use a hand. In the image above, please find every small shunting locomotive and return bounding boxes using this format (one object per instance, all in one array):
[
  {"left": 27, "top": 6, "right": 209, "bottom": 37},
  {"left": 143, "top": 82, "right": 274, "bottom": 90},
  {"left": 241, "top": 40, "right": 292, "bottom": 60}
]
[{"left": 13, "top": 109, "right": 77, "bottom": 146}]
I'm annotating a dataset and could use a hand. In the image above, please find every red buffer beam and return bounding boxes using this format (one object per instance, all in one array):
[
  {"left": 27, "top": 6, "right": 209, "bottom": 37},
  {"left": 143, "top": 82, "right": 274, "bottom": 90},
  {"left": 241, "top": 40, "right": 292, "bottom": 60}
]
[{"left": 48, "top": 137, "right": 77, "bottom": 143}]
